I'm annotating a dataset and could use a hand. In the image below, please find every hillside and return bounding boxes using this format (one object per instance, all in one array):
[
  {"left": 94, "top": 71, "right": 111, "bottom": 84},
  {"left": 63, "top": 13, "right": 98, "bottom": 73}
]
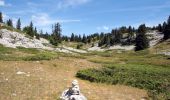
[
  {"left": 0, "top": 26, "right": 88, "bottom": 54},
  {"left": 0, "top": 27, "right": 169, "bottom": 100}
]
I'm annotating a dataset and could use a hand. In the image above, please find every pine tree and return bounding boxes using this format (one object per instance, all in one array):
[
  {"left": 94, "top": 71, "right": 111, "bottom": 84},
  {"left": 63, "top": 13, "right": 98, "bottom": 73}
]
[
  {"left": 162, "top": 22, "right": 167, "bottom": 31},
  {"left": 127, "top": 26, "right": 134, "bottom": 44},
  {"left": 78, "top": 35, "right": 81, "bottom": 42},
  {"left": 115, "top": 30, "right": 121, "bottom": 43},
  {"left": 82, "top": 34, "right": 87, "bottom": 44},
  {"left": 163, "top": 16, "right": 170, "bottom": 40},
  {"left": 110, "top": 29, "right": 116, "bottom": 45},
  {"left": 16, "top": 18, "right": 21, "bottom": 30},
  {"left": 70, "top": 33, "right": 75, "bottom": 41},
  {"left": 50, "top": 23, "right": 62, "bottom": 46},
  {"left": 157, "top": 24, "right": 162, "bottom": 32},
  {"left": 34, "top": 27, "right": 37, "bottom": 36},
  {"left": 34, "top": 27, "right": 40, "bottom": 39},
  {"left": 7, "top": 19, "right": 13, "bottom": 27},
  {"left": 27, "top": 21, "right": 34, "bottom": 37},
  {"left": 135, "top": 24, "right": 149, "bottom": 51},
  {"left": 0, "top": 12, "right": 3, "bottom": 23}
]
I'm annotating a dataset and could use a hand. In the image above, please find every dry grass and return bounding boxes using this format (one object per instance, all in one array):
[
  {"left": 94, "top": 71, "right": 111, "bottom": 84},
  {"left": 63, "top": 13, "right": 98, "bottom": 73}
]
[{"left": 0, "top": 57, "right": 148, "bottom": 100}]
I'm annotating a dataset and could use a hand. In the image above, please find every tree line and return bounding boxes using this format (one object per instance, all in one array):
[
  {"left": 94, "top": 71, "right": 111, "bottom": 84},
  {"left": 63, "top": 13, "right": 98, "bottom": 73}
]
[{"left": 0, "top": 12, "right": 170, "bottom": 51}]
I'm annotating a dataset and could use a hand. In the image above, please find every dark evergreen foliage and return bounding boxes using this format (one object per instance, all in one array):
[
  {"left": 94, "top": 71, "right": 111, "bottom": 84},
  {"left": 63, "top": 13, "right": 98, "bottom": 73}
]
[
  {"left": 16, "top": 18, "right": 21, "bottom": 30},
  {"left": 50, "top": 23, "right": 62, "bottom": 46},
  {"left": 6, "top": 19, "right": 13, "bottom": 27},
  {"left": 82, "top": 34, "right": 87, "bottom": 44},
  {"left": 163, "top": 16, "right": 170, "bottom": 40},
  {"left": 135, "top": 24, "right": 149, "bottom": 51},
  {"left": 27, "top": 21, "right": 34, "bottom": 37},
  {"left": 0, "top": 12, "right": 3, "bottom": 23}
]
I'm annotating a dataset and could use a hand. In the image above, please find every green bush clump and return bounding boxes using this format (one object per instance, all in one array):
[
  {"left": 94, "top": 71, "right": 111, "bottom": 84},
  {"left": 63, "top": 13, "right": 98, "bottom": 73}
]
[
  {"left": 22, "top": 52, "right": 58, "bottom": 61},
  {"left": 76, "top": 64, "right": 170, "bottom": 99},
  {"left": 17, "top": 47, "right": 39, "bottom": 54}
]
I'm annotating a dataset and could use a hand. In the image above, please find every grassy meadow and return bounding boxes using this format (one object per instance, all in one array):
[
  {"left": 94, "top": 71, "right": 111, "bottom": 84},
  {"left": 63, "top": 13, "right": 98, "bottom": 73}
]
[{"left": 0, "top": 41, "right": 169, "bottom": 99}]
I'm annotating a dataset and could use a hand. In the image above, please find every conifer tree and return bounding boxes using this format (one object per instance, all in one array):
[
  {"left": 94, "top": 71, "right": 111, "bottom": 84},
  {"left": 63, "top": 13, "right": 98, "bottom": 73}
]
[
  {"left": 16, "top": 18, "right": 21, "bottom": 30},
  {"left": 162, "top": 22, "right": 167, "bottom": 31},
  {"left": 135, "top": 24, "right": 149, "bottom": 51},
  {"left": 157, "top": 24, "right": 162, "bottom": 32},
  {"left": 0, "top": 12, "right": 3, "bottom": 23},
  {"left": 163, "top": 16, "right": 170, "bottom": 40},
  {"left": 7, "top": 19, "right": 13, "bottom": 27},
  {"left": 27, "top": 21, "right": 34, "bottom": 37},
  {"left": 34, "top": 27, "right": 40, "bottom": 39},
  {"left": 50, "top": 23, "right": 62, "bottom": 46},
  {"left": 82, "top": 34, "right": 87, "bottom": 44},
  {"left": 70, "top": 33, "right": 75, "bottom": 41},
  {"left": 78, "top": 35, "right": 82, "bottom": 42}
]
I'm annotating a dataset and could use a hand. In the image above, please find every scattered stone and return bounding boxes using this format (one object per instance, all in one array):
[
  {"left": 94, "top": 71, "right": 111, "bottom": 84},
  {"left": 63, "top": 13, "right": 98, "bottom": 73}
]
[
  {"left": 26, "top": 74, "right": 30, "bottom": 77},
  {"left": 16, "top": 71, "right": 26, "bottom": 75},
  {"left": 36, "top": 61, "right": 40, "bottom": 63},
  {"left": 60, "top": 80, "right": 87, "bottom": 100},
  {"left": 12, "top": 93, "right": 17, "bottom": 96}
]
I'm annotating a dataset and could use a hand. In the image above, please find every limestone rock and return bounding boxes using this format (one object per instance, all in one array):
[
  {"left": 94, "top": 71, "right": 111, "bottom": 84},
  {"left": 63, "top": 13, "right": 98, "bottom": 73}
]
[{"left": 60, "top": 80, "right": 87, "bottom": 100}]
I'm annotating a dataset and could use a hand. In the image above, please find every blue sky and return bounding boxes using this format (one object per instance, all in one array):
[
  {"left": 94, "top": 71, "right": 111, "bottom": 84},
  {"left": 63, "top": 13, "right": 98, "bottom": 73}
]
[{"left": 0, "top": 0, "right": 170, "bottom": 36}]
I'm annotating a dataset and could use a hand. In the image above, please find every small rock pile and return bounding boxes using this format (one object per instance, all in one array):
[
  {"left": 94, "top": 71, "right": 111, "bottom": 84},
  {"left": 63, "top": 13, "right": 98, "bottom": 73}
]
[{"left": 60, "top": 80, "right": 87, "bottom": 100}]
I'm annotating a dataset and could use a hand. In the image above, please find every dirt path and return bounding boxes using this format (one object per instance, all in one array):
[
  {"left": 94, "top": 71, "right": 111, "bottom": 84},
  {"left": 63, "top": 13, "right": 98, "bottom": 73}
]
[{"left": 0, "top": 57, "right": 148, "bottom": 100}]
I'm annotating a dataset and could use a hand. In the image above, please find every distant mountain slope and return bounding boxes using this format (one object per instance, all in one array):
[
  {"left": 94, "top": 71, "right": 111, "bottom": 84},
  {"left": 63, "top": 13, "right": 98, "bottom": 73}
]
[
  {"left": 150, "top": 39, "right": 170, "bottom": 56},
  {"left": 0, "top": 28, "right": 87, "bottom": 54},
  {"left": 88, "top": 30, "right": 164, "bottom": 51},
  {"left": 0, "top": 29, "right": 52, "bottom": 49},
  {"left": 0, "top": 27, "right": 167, "bottom": 55}
]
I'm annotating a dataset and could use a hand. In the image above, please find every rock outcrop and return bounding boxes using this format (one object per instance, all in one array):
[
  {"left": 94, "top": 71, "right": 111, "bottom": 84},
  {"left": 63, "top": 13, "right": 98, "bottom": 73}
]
[
  {"left": 60, "top": 80, "right": 87, "bottom": 100},
  {"left": 0, "top": 29, "right": 52, "bottom": 49}
]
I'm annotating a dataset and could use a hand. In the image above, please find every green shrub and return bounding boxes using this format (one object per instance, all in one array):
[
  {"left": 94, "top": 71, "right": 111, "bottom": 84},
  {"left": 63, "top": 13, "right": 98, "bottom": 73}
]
[
  {"left": 76, "top": 43, "right": 83, "bottom": 49},
  {"left": 22, "top": 52, "right": 58, "bottom": 61},
  {"left": 76, "top": 64, "right": 170, "bottom": 99},
  {"left": 17, "top": 47, "right": 39, "bottom": 54}
]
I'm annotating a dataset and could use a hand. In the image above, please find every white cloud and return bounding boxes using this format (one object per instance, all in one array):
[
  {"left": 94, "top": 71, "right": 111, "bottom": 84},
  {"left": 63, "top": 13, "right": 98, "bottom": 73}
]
[
  {"left": 97, "top": 26, "right": 110, "bottom": 31},
  {"left": 2, "top": 13, "right": 8, "bottom": 20},
  {"left": 57, "top": 0, "right": 90, "bottom": 9},
  {"left": 103, "top": 26, "right": 109, "bottom": 30},
  {"left": 0, "top": 0, "right": 12, "bottom": 7},
  {"left": 31, "top": 13, "right": 80, "bottom": 27},
  {"left": 0, "top": 0, "right": 5, "bottom": 6}
]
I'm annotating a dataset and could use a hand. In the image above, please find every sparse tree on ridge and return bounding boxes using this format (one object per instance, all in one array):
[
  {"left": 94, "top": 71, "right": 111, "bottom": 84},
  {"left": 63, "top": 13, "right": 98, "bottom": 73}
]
[
  {"left": 50, "top": 23, "right": 62, "bottom": 46},
  {"left": 0, "top": 12, "right": 3, "bottom": 23},
  {"left": 6, "top": 19, "right": 13, "bottom": 27},
  {"left": 157, "top": 24, "right": 162, "bottom": 32},
  {"left": 70, "top": 33, "right": 75, "bottom": 41},
  {"left": 163, "top": 16, "right": 170, "bottom": 40},
  {"left": 34, "top": 27, "right": 40, "bottom": 39},
  {"left": 27, "top": 21, "right": 34, "bottom": 37},
  {"left": 82, "top": 34, "right": 87, "bottom": 44},
  {"left": 16, "top": 18, "right": 21, "bottom": 30},
  {"left": 162, "top": 22, "right": 167, "bottom": 31},
  {"left": 135, "top": 24, "right": 149, "bottom": 51}
]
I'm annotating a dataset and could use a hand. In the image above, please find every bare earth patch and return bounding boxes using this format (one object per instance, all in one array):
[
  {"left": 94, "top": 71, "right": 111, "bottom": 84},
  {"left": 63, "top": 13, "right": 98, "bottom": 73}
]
[{"left": 0, "top": 57, "right": 148, "bottom": 100}]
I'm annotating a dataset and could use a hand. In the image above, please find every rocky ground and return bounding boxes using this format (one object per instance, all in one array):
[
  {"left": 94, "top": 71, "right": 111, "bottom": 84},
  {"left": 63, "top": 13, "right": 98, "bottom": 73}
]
[{"left": 0, "top": 57, "right": 148, "bottom": 100}]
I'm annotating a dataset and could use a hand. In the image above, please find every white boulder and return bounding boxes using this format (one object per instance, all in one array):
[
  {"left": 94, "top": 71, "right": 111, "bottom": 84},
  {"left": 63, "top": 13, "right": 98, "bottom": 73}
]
[{"left": 60, "top": 80, "right": 87, "bottom": 100}]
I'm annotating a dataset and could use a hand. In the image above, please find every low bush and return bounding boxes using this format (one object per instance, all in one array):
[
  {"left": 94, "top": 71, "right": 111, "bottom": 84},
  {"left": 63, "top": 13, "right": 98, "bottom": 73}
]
[
  {"left": 76, "top": 64, "right": 170, "bottom": 99},
  {"left": 22, "top": 52, "right": 58, "bottom": 61}
]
